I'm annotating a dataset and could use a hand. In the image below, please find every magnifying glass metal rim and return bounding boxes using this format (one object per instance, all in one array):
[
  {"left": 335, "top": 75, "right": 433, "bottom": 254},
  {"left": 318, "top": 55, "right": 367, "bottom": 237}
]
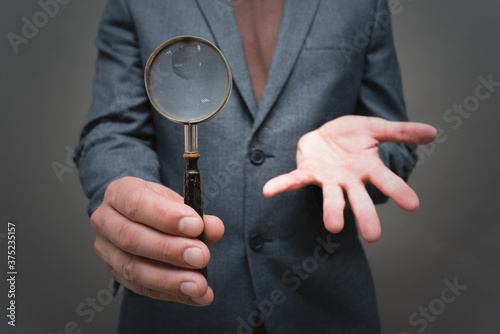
[
  {"left": 143, "top": 36, "right": 232, "bottom": 281},
  {"left": 144, "top": 35, "right": 232, "bottom": 125}
]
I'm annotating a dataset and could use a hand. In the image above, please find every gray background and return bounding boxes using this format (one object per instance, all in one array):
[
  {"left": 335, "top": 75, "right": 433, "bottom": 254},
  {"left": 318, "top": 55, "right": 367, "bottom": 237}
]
[{"left": 1, "top": 0, "right": 498, "bottom": 333}]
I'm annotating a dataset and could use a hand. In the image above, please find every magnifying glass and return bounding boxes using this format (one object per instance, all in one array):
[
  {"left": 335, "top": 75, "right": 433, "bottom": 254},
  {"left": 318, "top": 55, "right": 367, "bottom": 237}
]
[{"left": 144, "top": 36, "right": 232, "bottom": 279}]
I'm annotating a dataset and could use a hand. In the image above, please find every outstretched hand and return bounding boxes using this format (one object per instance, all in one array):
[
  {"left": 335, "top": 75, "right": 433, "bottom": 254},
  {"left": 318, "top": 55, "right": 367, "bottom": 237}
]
[{"left": 263, "top": 115, "right": 437, "bottom": 242}]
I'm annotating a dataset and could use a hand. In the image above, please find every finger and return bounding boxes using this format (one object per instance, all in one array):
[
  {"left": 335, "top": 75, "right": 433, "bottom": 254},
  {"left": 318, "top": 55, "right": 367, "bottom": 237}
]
[
  {"left": 104, "top": 261, "right": 211, "bottom": 306},
  {"left": 321, "top": 183, "right": 346, "bottom": 234},
  {"left": 368, "top": 165, "right": 420, "bottom": 211},
  {"left": 97, "top": 208, "right": 210, "bottom": 269},
  {"left": 203, "top": 214, "right": 225, "bottom": 246},
  {"left": 122, "top": 273, "right": 214, "bottom": 306},
  {"left": 105, "top": 177, "right": 204, "bottom": 237},
  {"left": 367, "top": 118, "right": 437, "bottom": 145},
  {"left": 345, "top": 182, "right": 381, "bottom": 243},
  {"left": 126, "top": 285, "right": 214, "bottom": 307},
  {"left": 144, "top": 180, "right": 184, "bottom": 203},
  {"left": 96, "top": 235, "right": 212, "bottom": 305},
  {"left": 263, "top": 169, "right": 315, "bottom": 197},
  {"left": 146, "top": 179, "right": 225, "bottom": 245},
  {"left": 125, "top": 286, "right": 214, "bottom": 307}
]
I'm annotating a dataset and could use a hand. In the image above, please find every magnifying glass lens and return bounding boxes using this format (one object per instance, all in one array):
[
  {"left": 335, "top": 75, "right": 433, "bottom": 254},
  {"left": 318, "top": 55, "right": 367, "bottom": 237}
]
[
  {"left": 172, "top": 43, "right": 201, "bottom": 80},
  {"left": 146, "top": 39, "right": 231, "bottom": 123},
  {"left": 144, "top": 36, "right": 232, "bottom": 280}
]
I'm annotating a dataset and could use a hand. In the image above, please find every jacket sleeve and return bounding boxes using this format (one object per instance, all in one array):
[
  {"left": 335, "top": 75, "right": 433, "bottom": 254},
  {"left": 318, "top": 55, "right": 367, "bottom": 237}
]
[
  {"left": 355, "top": 0, "right": 418, "bottom": 204},
  {"left": 73, "top": 0, "right": 161, "bottom": 215}
]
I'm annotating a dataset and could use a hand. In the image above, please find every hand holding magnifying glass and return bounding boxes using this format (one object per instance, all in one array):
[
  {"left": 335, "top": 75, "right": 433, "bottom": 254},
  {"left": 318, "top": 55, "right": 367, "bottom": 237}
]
[{"left": 144, "top": 36, "right": 232, "bottom": 279}]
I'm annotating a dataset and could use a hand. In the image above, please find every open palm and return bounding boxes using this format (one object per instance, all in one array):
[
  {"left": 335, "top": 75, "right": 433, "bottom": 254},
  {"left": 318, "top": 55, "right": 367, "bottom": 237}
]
[{"left": 263, "top": 115, "right": 437, "bottom": 242}]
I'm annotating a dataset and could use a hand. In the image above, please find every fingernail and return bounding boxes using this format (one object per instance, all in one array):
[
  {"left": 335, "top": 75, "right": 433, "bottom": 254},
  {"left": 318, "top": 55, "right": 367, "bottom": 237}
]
[
  {"left": 179, "top": 217, "right": 203, "bottom": 236},
  {"left": 180, "top": 282, "right": 200, "bottom": 298},
  {"left": 191, "top": 286, "right": 213, "bottom": 305},
  {"left": 184, "top": 247, "right": 204, "bottom": 267}
]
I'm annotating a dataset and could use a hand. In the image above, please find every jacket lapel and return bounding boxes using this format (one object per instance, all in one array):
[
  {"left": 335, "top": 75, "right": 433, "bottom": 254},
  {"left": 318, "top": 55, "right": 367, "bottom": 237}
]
[
  {"left": 195, "top": 0, "right": 258, "bottom": 118},
  {"left": 252, "top": 0, "right": 320, "bottom": 133},
  {"left": 196, "top": 0, "right": 320, "bottom": 129}
]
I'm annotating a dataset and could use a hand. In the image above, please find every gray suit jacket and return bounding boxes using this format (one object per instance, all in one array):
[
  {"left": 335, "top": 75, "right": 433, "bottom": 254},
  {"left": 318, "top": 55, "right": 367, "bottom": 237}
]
[{"left": 75, "top": 0, "right": 416, "bottom": 332}]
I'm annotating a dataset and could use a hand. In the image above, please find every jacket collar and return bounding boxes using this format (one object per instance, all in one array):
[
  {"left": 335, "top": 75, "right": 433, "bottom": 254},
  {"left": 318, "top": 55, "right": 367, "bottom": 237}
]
[
  {"left": 196, "top": 0, "right": 258, "bottom": 118},
  {"left": 196, "top": 0, "right": 319, "bottom": 130}
]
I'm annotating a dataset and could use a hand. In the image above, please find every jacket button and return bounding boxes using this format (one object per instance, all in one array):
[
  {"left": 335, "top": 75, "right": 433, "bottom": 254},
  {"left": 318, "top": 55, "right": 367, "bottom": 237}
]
[
  {"left": 250, "top": 149, "right": 265, "bottom": 165},
  {"left": 249, "top": 234, "right": 265, "bottom": 251}
]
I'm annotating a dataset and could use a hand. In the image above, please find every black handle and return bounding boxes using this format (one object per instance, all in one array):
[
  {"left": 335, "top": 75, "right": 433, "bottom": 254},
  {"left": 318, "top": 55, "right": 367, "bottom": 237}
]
[{"left": 183, "top": 152, "right": 207, "bottom": 279}]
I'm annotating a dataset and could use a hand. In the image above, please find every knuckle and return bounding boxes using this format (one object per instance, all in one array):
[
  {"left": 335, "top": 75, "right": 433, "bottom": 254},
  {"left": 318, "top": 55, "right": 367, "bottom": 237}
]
[
  {"left": 159, "top": 240, "right": 175, "bottom": 262},
  {"left": 152, "top": 276, "right": 173, "bottom": 296},
  {"left": 117, "top": 223, "right": 139, "bottom": 253},
  {"left": 123, "top": 188, "right": 145, "bottom": 220},
  {"left": 94, "top": 239, "right": 103, "bottom": 258},
  {"left": 106, "top": 177, "right": 140, "bottom": 206},
  {"left": 105, "top": 179, "right": 120, "bottom": 200},
  {"left": 121, "top": 257, "right": 139, "bottom": 284},
  {"left": 155, "top": 205, "right": 176, "bottom": 230},
  {"left": 138, "top": 285, "right": 163, "bottom": 300},
  {"left": 90, "top": 208, "right": 104, "bottom": 231}
]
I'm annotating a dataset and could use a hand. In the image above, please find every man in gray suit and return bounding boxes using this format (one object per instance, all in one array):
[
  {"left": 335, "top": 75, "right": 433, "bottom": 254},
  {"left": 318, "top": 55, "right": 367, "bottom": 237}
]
[{"left": 75, "top": 0, "right": 436, "bottom": 333}]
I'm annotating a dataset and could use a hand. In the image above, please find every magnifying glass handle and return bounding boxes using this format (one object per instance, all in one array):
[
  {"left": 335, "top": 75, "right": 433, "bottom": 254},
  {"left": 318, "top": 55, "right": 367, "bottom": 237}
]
[{"left": 183, "top": 152, "right": 208, "bottom": 279}]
